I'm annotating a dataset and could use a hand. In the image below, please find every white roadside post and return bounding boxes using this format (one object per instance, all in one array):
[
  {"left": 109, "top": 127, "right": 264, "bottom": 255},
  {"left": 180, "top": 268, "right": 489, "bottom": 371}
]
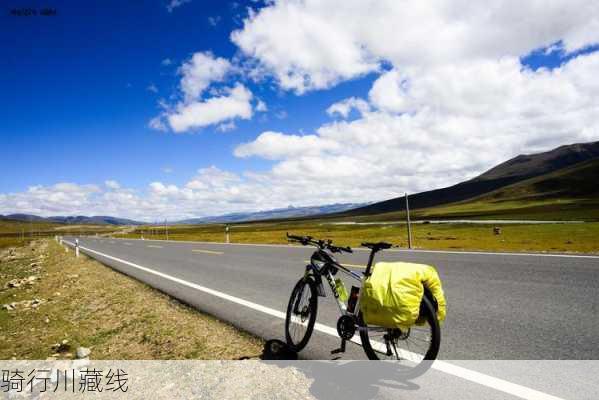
[
  {"left": 225, "top": 225, "right": 230, "bottom": 244},
  {"left": 405, "top": 192, "right": 413, "bottom": 249},
  {"left": 75, "top": 239, "right": 80, "bottom": 258}
]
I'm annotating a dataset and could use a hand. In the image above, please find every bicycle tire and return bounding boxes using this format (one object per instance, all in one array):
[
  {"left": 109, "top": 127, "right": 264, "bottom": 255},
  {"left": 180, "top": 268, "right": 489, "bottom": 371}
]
[
  {"left": 285, "top": 277, "right": 318, "bottom": 351},
  {"left": 359, "top": 296, "right": 440, "bottom": 374}
]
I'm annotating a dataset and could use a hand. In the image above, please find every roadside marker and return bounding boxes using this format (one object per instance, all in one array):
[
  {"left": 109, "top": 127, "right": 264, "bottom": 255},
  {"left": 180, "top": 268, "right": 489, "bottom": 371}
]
[
  {"left": 192, "top": 249, "right": 223, "bottom": 255},
  {"left": 62, "top": 239, "right": 566, "bottom": 400}
]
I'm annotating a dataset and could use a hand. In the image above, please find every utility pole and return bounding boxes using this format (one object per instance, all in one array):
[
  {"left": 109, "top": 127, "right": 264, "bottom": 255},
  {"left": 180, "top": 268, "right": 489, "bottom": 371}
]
[{"left": 405, "top": 192, "right": 413, "bottom": 249}]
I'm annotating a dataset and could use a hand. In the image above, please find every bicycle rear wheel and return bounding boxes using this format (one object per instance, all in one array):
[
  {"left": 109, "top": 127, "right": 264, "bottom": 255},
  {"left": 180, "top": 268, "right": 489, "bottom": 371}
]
[
  {"left": 359, "top": 296, "right": 440, "bottom": 375},
  {"left": 285, "top": 277, "right": 318, "bottom": 351}
]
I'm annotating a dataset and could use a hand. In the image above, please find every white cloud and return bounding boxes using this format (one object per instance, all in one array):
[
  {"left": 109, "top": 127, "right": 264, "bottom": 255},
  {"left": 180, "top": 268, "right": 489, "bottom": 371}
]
[
  {"left": 326, "top": 97, "right": 370, "bottom": 118},
  {"left": 232, "top": 51, "right": 599, "bottom": 202},
  {"left": 148, "top": 116, "right": 168, "bottom": 132},
  {"left": 167, "top": 84, "right": 253, "bottom": 132},
  {"left": 216, "top": 121, "right": 237, "bottom": 132},
  {"left": 232, "top": 0, "right": 599, "bottom": 93},
  {"left": 368, "top": 69, "right": 408, "bottom": 114},
  {"left": 166, "top": 0, "right": 191, "bottom": 13},
  {"left": 179, "top": 52, "right": 231, "bottom": 101},
  {"left": 234, "top": 131, "right": 338, "bottom": 160},
  {"left": 146, "top": 84, "right": 158, "bottom": 93},
  {"left": 161, "top": 58, "right": 173, "bottom": 66},
  {"left": 152, "top": 52, "right": 259, "bottom": 132},
  {"left": 256, "top": 99, "right": 268, "bottom": 112},
  {"left": 105, "top": 180, "right": 121, "bottom": 190},
  {"left": 208, "top": 16, "right": 221, "bottom": 26}
]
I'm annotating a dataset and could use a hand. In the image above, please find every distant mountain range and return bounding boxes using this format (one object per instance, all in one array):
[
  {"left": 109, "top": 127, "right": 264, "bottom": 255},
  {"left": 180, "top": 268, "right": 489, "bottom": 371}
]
[
  {"left": 343, "top": 140, "right": 599, "bottom": 216},
  {"left": 0, "top": 203, "right": 365, "bottom": 226},
  {"left": 175, "top": 203, "right": 366, "bottom": 224},
  {"left": 0, "top": 214, "right": 144, "bottom": 226}
]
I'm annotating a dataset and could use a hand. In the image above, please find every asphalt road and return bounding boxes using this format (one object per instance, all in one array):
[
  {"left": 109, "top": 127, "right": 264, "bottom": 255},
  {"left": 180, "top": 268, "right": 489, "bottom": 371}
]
[{"left": 60, "top": 236, "right": 599, "bottom": 399}]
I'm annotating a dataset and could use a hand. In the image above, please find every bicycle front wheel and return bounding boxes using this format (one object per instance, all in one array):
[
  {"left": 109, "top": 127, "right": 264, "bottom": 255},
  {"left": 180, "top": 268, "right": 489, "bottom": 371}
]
[
  {"left": 285, "top": 277, "right": 318, "bottom": 351},
  {"left": 359, "top": 296, "right": 440, "bottom": 372}
]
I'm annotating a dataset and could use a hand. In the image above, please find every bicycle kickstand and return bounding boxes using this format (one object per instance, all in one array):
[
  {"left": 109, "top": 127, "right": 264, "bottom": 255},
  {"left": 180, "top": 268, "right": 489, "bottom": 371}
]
[{"left": 331, "top": 339, "right": 346, "bottom": 355}]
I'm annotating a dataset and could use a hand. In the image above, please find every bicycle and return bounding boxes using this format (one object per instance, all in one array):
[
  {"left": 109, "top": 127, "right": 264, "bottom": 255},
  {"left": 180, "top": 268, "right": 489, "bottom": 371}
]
[{"left": 284, "top": 233, "right": 441, "bottom": 371}]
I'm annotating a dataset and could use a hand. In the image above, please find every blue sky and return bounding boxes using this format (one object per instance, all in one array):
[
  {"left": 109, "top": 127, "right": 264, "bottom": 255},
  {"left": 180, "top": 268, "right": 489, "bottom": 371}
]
[
  {"left": 1, "top": 1, "right": 598, "bottom": 220},
  {"left": 1, "top": 0, "right": 374, "bottom": 192}
]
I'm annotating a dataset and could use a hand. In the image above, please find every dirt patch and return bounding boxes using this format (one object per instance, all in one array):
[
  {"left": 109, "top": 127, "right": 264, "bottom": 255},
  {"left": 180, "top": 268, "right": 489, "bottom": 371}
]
[{"left": 0, "top": 240, "right": 263, "bottom": 360}]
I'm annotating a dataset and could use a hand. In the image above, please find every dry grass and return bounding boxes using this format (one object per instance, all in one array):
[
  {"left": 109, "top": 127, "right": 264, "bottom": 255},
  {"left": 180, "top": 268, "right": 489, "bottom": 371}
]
[
  {"left": 0, "top": 240, "right": 263, "bottom": 360},
  {"left": 118, "top": 220, "right": 599, "bottom": 254}
]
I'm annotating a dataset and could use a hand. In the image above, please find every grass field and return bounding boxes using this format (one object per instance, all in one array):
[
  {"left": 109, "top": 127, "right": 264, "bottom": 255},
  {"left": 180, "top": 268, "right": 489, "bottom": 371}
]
[
  {"left": 0, "top": 220, "right": 122, "bottom": 250},
  {"left": 116, "top": 219, "right": 599, "bottom": 254},
  {"left": 0, "top": 240, "right": 263, "bottom": 359}
]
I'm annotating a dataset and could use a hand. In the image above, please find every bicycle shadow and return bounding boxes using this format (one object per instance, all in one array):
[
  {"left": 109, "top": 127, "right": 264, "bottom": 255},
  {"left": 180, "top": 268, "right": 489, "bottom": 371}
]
[
  {"left": 296, "top": 361, "right": 422, "bottom": 399},
  {"left": 256, "top": 340, "right": 427, "bottom": 399}
]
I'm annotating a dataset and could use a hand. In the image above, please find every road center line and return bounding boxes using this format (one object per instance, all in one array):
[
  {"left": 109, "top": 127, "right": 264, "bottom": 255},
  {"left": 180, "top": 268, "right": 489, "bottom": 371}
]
[
  {"left": 63, "top": 240, "right": 564, "bottom": 400},
  {"left": 192, "top": 249, "right": 224, "bottom": 255},
  {"left": 147, "top": 245, "right": 163, "bottom": 249}
]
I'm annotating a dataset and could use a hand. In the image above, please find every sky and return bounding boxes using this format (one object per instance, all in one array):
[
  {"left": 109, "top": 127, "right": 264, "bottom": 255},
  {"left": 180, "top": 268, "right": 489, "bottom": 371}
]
[{"left": 1, "top": 0, "right": 598, "bottom": 221}]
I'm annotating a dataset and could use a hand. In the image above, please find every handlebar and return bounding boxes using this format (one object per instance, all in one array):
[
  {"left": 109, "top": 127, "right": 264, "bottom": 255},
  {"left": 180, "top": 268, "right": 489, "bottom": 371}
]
[{"left": 286, "top": 233, "right": 353, "bottom": 253}]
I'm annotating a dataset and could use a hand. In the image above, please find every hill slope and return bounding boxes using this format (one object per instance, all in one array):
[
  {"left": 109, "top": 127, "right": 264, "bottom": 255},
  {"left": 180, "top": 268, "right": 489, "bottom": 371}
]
[
  {"left": 476, "top": 157, "right": 599, "bottom": 202},
  {"left": 345, "top": 140, "right": 599, "bottom": 216}
]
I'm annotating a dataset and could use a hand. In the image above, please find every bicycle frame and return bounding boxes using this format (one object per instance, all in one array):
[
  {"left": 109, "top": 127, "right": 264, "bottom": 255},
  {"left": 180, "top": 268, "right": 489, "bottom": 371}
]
[{"left": 304, "top": 249, "right": 370, "bottom": 321}]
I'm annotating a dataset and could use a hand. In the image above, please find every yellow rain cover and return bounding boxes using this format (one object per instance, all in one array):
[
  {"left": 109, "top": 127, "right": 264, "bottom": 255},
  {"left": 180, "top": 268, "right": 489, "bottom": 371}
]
[{"left": 360, "top": 262, "right": 446, "bottom": 329}]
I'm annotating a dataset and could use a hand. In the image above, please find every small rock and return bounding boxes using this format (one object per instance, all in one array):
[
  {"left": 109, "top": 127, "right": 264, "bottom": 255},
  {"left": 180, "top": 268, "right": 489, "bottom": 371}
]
[
  {"left": 44, "top": 316, "right": 50, "bottom": 324},
  {"left": 52, "top": 340, "right": 70, "bottom": 353},
  {"left": 2, "top": 303, "right": 15, "bottom": 311},
  {"left": 5, "top": 280, "right": 21, "bottom": 289},
  {"left": 76, "top": 347, "right": 91, "bottom": 359}
]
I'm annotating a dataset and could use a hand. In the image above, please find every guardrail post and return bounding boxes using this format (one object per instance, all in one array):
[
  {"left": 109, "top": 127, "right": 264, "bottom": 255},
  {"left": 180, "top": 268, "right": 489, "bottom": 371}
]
[
  {"left": 405, "top": 192, "right": 413, "bottom": 249},
  {"left": 225, "top": 225, "right": 230, "bottom": 243},
  {"left": 75, "top": 239, "right": 80, "bottom": 258}
]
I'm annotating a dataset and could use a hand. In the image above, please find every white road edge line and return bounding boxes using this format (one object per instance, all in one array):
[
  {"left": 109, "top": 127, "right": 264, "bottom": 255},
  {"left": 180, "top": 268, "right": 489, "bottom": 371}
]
[
  {"left": 63, "top": 240, "right": 564, "bottom": 400},
  {"left": 90, "top": 237, "right": 599, "bottom": 259}
]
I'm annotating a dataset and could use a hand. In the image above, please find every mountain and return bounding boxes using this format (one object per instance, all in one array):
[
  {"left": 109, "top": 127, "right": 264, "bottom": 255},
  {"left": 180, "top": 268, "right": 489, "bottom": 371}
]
[
  {"left": 176, "top": 203, "right": 365, "bottom": 224},
  {"left": 1, "top": 204, "right": 364, "bottom": 226},
  {"left": 475, "top": 157, "right": 599, "bottom": 202},
  {"left": 0, "top": 214, "right": 142, "bottom": 226},
  {"left": 0, "top": 213, "right": 48, "bottom": 222},
  {"left": 343, "top": 140, "right": 599, "bottom": 216}
]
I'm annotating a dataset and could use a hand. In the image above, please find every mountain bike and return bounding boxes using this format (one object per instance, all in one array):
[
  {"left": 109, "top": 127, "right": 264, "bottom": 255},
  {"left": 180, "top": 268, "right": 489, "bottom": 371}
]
[{"left": 285, "top": 234, "right": 440, "bottom": 372}]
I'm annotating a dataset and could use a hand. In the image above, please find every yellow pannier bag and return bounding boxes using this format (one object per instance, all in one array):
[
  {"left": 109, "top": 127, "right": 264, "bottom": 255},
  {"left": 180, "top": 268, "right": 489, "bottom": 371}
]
[{"left": 359, "top": 262, "right": 446, "bottom": 329}]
